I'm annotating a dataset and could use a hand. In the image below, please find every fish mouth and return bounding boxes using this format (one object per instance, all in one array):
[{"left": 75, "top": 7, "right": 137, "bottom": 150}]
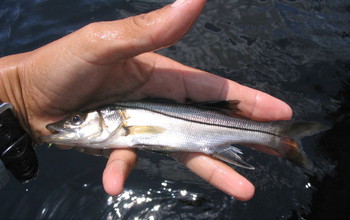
[
  {"left": 40, "top": 124, "right": 76, "bottom": 144},
  {"left": 46, "top": 123, "right": 66, "bottom": 133}
]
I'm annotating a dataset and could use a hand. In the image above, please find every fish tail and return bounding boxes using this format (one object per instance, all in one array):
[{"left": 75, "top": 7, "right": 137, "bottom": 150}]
[
  {"left": 275, "top": 121, "right": 329, "bottom": 171},
  {"left": 277, "top": 136, "right": 312, "bottom": 171},
  {"left": 210, "top": 122, "right": 328, "bottom": 171},
  {"left": 279, "top": 121, "right": 329, "bottom": 139}
]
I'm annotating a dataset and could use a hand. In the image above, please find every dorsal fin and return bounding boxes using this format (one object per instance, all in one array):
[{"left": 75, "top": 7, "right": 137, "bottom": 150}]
[{"left": 186, "top": 99, "right": 246, "bottom": 118}]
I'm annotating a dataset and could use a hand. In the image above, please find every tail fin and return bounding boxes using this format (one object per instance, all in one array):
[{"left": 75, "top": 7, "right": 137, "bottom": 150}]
[
  {"left": 277, "top": 137, "right": 312, "bottom": 171},
  {"left": 211, "top": 122, "right": 328, "bottom": 171},
  {"left": 275, "top": 121, "right": 329, "bottom": 171},
  {"left": 279, "top": 121, "right": 329, "bottom": 139}
]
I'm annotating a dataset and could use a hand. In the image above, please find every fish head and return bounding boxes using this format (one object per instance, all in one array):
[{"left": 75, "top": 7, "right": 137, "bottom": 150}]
[{"left": 41, "top": 110, "right": 106, "bottom": 146}]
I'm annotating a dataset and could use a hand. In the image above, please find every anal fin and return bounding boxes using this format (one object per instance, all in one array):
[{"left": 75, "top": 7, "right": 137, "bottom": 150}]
[{"left": 211, "top": 146, "right": 255, "bottom": 170}]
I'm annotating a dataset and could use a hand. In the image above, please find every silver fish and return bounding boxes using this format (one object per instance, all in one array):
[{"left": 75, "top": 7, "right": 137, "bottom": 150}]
[{"left": 40, "top": 100, "right": 326, "bottom": 170}]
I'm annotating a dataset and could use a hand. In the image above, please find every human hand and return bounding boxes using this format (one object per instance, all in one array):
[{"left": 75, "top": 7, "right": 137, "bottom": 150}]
[{"left": 0, "top": 0, "right": 292, "bottom": 201}]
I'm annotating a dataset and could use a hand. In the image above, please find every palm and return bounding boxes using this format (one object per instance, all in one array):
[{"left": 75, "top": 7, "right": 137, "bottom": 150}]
[{"left": 23, "top": 50, "right": 189, "bottom": 139}]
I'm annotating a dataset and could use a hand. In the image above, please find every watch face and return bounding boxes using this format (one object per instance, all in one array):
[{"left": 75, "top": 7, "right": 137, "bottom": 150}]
[
  {"left": 1, "top": 103, "right": 20, "bottom": 154},
  {"left": 0, "top": 103, "right": 38, "bottom": 183}
]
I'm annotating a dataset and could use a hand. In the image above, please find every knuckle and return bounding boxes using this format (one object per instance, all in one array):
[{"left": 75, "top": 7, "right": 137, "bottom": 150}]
[
  {"left": 130, "top": 13, "right": 152, "bottom": 30},
  {"left": 81, "top": 22, "right": 101, "bottom": 41},
  {"left": 80, "top": 22, "right": 117, "bottom": 44},
  {"left": 206, "top": 168, "right": 217, "bottom": 186},
  {"left": 127, "top": 14, "right": 159, "bottom": 47}
]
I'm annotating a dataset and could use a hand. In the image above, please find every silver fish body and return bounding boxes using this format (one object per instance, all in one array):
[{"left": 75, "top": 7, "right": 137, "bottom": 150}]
[{"left": 41, "top": 100, "right": 325, "bottom": 170}]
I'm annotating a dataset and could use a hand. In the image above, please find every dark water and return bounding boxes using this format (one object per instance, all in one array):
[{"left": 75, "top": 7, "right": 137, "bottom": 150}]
[{"left": 1, "top": 0, "right": 349, "bottom": 219}]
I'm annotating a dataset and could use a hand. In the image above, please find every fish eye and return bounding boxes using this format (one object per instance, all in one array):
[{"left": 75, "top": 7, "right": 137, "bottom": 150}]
[{"left": 69, "top": 113, "right": 85, "bottom": 126}]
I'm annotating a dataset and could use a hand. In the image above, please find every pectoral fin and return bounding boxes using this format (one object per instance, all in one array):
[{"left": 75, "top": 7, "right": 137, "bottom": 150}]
[{"left": 211, "top": 146, "right": 255, "bottom": 170}]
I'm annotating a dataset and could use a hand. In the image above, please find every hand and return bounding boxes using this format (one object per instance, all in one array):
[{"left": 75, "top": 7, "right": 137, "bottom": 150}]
[{"left": 0, "top": 0, "right": 292, "bottom": 201}]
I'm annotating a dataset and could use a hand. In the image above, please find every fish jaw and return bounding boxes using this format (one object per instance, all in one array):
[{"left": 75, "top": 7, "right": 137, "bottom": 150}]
[
  {"left": 40, "top": 131, "right": 79, "bottom": 145},
  {"left": 40, "top": 123, "right": 82, "bottom": 145},
  {"left": 46, "top": 123, "right": 69, "bottom": 134}
]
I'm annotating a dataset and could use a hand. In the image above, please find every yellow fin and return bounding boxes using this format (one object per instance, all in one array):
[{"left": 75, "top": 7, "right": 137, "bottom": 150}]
[{"left": 127, "top": 126, "right": 165, "bottom": 135}]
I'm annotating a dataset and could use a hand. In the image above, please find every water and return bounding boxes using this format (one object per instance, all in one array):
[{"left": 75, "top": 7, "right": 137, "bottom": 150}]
[{"left": 1, "top": 0, "right": 349, "bottom": 219}]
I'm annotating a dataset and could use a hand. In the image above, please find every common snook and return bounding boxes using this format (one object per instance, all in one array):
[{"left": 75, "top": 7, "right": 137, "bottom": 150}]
[{"left": 41, "top": 100, "right": 326, "bottom": 170}]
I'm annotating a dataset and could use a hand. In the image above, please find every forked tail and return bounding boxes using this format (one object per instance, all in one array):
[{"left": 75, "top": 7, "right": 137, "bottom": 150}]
[{"left": 274, "top": 121, "right": 329, "bottom": 171}]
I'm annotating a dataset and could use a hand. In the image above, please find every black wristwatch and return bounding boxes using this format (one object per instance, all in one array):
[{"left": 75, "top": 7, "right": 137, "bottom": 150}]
[{"left": 0, "top": 103, "right": 38, "bottom": 184}]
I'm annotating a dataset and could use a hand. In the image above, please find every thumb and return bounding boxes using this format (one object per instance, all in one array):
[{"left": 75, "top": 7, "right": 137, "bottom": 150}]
[{"left": 65, "top": 0, "right": 206, "bottom": 64}]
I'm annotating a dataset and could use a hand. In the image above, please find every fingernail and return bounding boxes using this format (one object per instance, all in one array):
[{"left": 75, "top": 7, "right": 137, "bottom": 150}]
[{"left": 171, "top": 0, "right": 190, "bottom": 8}]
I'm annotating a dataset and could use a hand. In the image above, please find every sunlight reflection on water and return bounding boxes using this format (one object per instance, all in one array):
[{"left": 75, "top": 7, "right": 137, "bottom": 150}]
[{"left": 36, "top": 164, "right": 236, "bottom": 219}]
